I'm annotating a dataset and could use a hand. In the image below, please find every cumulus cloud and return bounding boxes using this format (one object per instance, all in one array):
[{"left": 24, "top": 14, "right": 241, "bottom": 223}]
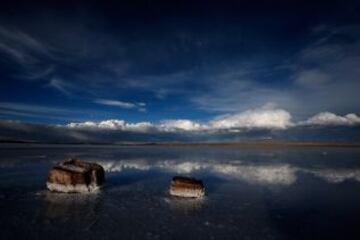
[
  {"left": 159, "top": 119, "right": 206, "bottom": 132},
  {"left": 67, "top": 106, "right": 294, "bottom": 133},
  {"left": 1, "top": 104, "right": 360, "bottom": 143},
  {"left": 67, "top": 119, "right": 206, "bottom": 133},
  {"left": 67, "top": 119, "right": 154, "bottom": 132},
  {"left": 65, "top": 107, "right": 360, "bottom": 134},
  {"left": 301, "top": 112, "right": 360, "bottom": 126},
  {"left": 210, "top": 107, "right": 293, "bottom": 130}
]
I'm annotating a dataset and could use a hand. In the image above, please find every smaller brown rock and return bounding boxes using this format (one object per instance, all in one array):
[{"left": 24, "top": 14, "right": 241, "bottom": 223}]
[
  {"left": 47, "top": 159, "right": 105, "bottom": 193},
  {"left": 169, "top": 176, "right": 205, "bottom": 198}
]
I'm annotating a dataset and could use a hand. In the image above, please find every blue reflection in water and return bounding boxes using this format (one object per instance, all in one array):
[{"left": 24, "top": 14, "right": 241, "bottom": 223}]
[{"left": 0, "top": 145, "right": 360, "bottom": 239}]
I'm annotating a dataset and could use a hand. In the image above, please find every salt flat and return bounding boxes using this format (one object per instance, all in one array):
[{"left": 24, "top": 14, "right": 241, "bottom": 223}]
[{"left": 1, "top": 144, "right": 360, "bottom": 239}]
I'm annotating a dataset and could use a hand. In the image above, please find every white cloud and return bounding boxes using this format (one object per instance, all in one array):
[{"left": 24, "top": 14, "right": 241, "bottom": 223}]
[
  {"left": 1, "top": 99, "right": 356, "bottom": 133},
  {"left": 210, "top": 107, "right": 293, "bottom": 130},
  {"left": 94, "top": 99, "right": 147, "bottom": 112},
  {"left": 66, "top": 106, "right": 293, "bottom": 133},
  {"left": 0, "top": 25, "right": 51, "bottom": 63},
  {"left": 137, "top": 102, "right": 146, "bottom": 107},
  {"left": 95, "top": 99, "right": 136, "bottom": 108},
  {"left": 48, "top": 78, "right": 72, "bottom": 96},
  {"left": 66, "top": 119, "right": 154, "bottom": 132},
  {"left": 0, "top": 101, "right": 119, "bottom": 122},
  {"left": 300, "top": 112, "right": 360, "bottom": 126},
  {"left": 67, "top": 118, "right": 206, "bottom": 133},
  {"left": 0, "top": 25, "right": 55, "bottom": 80},
  {"left": 0, "top": 102, "right": 71, "bottom": 115},
  {"left": 159, "top": 119, "right": 206, "bottom": 132},
  {"left": 65, "top": 106, "right": 360, "bottom": 134},
  {"left": 68, "top": 109, "right": 294, "bottom": 133}
]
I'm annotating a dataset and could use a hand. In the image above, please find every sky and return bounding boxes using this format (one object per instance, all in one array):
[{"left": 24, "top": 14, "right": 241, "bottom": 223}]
[{"left": 0, "top": 0, "right": 360, "bottom": 142}]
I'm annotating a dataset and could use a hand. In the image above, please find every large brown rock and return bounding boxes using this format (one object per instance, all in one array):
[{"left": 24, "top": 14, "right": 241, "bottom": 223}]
[
  {"left": 169, "top": 176, "right": 205, "bottom": 198},
  {"left": 47, "top": 159, "right": 105, "bottom": 193}
]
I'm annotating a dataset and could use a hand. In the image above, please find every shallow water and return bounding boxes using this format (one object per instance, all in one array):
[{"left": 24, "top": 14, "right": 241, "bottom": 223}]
[{"left": 1, "top": 144, "right": 360, "bottom": 239}]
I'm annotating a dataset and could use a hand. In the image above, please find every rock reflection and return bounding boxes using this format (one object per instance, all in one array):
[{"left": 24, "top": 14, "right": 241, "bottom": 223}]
[
  {"left": 44, "top": 191, "right": 102, "bottom": 225},
  {"left": 165, "top": 197, "right": 205, "bottom": 216}
]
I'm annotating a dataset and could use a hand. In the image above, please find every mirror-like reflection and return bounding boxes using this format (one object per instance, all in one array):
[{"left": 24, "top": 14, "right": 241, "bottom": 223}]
[
  {"left": 44, "top": 191, "right": 102, "bottom": 220},
  {"left": 99, "top": 159, "right": 360, "bottom": 186},
  {"left": 164, "top": 196, "right": 205, "bottom": 215},
  {"left": 1, "top": 145, "right": 360, "bottom": 239},
  {"left": 101, "top": 159, "right": 297, "bottom": 185}
]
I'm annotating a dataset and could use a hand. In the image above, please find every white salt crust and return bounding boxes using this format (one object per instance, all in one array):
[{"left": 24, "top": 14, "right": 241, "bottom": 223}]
[
  {"left": 46, "top": 182, "right": 100, "bottom": 193},
  {"left": 169, "top": 188, "right": 205, "bottom": 198},
  {"left": 57, "top": 164, "right": 86, "bottom": 173}
]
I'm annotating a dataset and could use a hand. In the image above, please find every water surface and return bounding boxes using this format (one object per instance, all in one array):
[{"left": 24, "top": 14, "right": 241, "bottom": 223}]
[{"left": 1, "top": 144, "right": 360, "bottom": 239}]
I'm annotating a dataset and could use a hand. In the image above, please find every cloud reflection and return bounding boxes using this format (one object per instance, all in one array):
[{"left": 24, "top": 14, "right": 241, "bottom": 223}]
[
  {"left": 98, "top": 159, "right": 360, "bottom": 186},
  {"left": 100, "top": 160, "right": 297, "bottom": 185},
  {"left": 306, "top": 169, "right": 360, "bottom": 183}
]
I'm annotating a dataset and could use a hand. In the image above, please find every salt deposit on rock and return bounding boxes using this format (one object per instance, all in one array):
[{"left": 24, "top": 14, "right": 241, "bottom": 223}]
[
  {"left": 47, "top": 159, "right": 105, "bottom": 193},
  {"left": 169, "top": 176, "right": 205, "bottom": 198}
]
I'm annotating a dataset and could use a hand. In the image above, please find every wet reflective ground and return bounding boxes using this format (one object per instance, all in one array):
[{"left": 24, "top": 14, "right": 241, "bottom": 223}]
[{"left": 1, "top": 144, "right": 360, "bottom": 239}]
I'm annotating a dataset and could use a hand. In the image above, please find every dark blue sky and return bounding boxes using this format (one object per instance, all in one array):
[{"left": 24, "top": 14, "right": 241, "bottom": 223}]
[{"left": 0, "top": 0, "right": 360, "bottom": 142}]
